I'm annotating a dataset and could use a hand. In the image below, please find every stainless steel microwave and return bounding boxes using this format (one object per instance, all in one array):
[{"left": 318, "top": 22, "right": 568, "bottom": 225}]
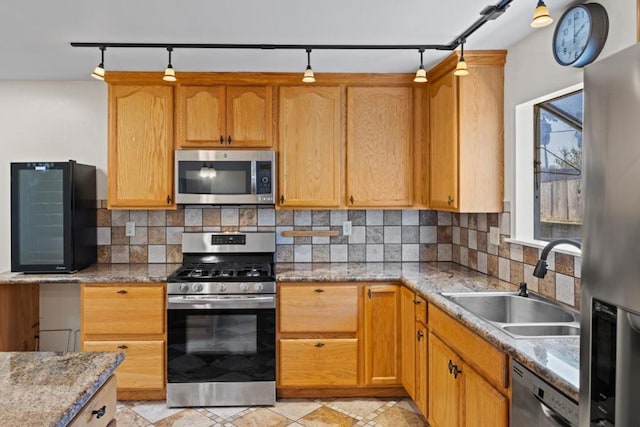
[{"left": 175, "top": 150, "right": 276, "bottom": 205}]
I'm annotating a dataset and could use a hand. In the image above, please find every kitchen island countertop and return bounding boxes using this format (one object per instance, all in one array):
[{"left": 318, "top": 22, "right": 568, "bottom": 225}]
[{"left": 0, "top": 351, "right": 123, "bottom": 426}]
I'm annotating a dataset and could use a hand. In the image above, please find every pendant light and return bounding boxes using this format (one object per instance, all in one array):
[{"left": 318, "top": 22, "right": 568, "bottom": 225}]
[
  {"left": 454, "top": 41, "right": 469, "bottom": 77},
  {"left": 531, "top": 0, "right": 553, "bottom": 28},
  {"left": 163, "top": 47, "right": 176, "bottom": 82},
  {"left": 414, "top": 49, "right": 427, "bottom": 83},
  {"left": 91, "top": 46, "right": 106, "bottom": 80},
  {"left": 302, "top": 48, "right": 316, "bottom": 83}
]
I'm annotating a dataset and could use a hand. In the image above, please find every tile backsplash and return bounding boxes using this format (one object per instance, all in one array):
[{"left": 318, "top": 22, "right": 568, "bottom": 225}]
[{"left": 96, "top": 205, "right": 581, "bottom": 308}]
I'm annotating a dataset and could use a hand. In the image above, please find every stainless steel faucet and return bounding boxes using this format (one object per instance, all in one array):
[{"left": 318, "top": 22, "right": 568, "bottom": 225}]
[{"left": 532, "top": 239, "right": 582, "bottom": 278}]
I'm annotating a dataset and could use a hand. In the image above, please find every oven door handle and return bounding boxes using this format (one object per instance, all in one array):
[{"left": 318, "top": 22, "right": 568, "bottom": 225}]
[{"left": 167, "top": 295, "right": 275, "bottom": 310}]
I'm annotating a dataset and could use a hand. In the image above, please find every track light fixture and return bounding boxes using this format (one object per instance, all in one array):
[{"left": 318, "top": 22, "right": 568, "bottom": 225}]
[
  {"left": 414, "top": 50, "right": 427, "bottom": 83},
  {"left": 72, "top": 0, "right": 516, "bottom": 81},
  {"left": 91, "top": 46, "right": 106, "bottom": 81},
  {"left": 531, "top": 0, "right": 553, "bottom": 28},
  {"left": 302, "top": 49, "right": 316, "bottom": 83},
  {"left": 163, "top": 47, "right": 176, "bottom": 82},
  {"left": 454, "top": 41, "right": 469, "bottom": 76}
]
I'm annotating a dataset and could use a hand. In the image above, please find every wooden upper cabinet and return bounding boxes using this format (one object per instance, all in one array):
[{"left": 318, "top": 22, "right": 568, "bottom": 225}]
[
  {"left": 428, "top": 51, "right": 506, "bottom": 213},
  {"left": 108, "top": 85, "right": 174, "bottom": 209},
  {"left": 176, "top": 85, "right": 272, "bottom": 148},
  {"left": 346, "top": 86, "right": 413, "bottom": 207},
  {"left": 278, "top": 86, "right": 342, "bottom": 207}
]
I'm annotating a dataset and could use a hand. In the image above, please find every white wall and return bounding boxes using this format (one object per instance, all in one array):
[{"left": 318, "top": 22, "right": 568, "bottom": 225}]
[
  {"left": 504, "top": 0, "right": 637, "bottom": 208},
  {"left": 0, "top": 82, "right": 107, "bottom": 271}
]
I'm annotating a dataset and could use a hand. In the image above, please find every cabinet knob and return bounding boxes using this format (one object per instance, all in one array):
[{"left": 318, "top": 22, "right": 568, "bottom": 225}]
[
  {"left": 453, "top": 365, "right": 462, "bottom": 379},
  {"left": 220, "top": 135, "right": 224, "bottom": 145},
  {"left": 448, "top": 360, "right": 454, "bottom": 374},
  {"left": 166, "top": 195, "right": 172, "bottom": 204},
  {"left": 314, "top": 288, "right": 325, "bottom": 293},
  {"left": 117, "top": 344, "right": 128, "bottom": 349},
  {"left": 447, "top": 195, "right": 454, "bottom": 205},
  {"left": 315, "top": 342, "right": 325, "bottom": 348},
  {"left": 227, "top": 135, "right": 232, "bottom": 145},
  {"left": 91, "top": 405, "right": 107, "bottom": 419},
  {"left": 413, "top": 300, "right": 421, "bottom": 305},
  {"left": 280, "top": 195, "right": 285, "bottom": 204},
  {"left": 417, "top": 330, "right": 424, "bottom": 341},
  {"left": 349, "top": 195, "right": 354, "bottom": 205},
  {"left": 116, "top": 290, "right": 128, "bottom": 294}
]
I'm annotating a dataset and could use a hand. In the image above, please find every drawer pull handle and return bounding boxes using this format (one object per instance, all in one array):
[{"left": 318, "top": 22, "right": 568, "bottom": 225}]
[
  {"left": 448, "top": 360, "right": 454, "bottom": 374},
  {"left": 92, "top": 405, "right": 107, "bottom": 419},
  {"left": 117, "top": 345, "right": 128, "bottom": 349},
  {"left": 315, "top": 342, "right": 325, "bottom": 348},
  {"left": 413, "top": 300, "right": 421, "bottom": 305},
  {"left": 117, "top": 290, "right": 128, "bottom": 294},
  {"left": 314, "top": 289, "right": 325, "bottom": 293},
  {"left": 452, "top": 365, "right": 462, "bottom": 379},
  {"left": 417, "top": 330, "right": 424, "bottom": 341}
]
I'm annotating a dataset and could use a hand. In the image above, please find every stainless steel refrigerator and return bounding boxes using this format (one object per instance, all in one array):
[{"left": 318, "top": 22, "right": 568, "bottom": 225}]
[{"left": 581, "top": 42, "right": 640, "bottom": 426}]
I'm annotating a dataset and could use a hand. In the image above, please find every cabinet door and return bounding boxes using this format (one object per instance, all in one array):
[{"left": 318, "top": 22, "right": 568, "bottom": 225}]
[
  {"left": 68, "top": 375, "right": 117, "bottom": 427},
  {"left": 347, "top": 87, "right": 413, "bottom": 207},
  {"left": 279, "top": 284, "right": 358, "bottom": 333},
  {"left": 82, "top": 285, "right": 165, "bottom": 336},
  {"left": 400, "top": 286, "right": 416, "bottom": 398},
  {"left": 415, "top": 322, "right": 428, "bottom": 418},
  {"left": 108, "top": 85, "right": 174, "bottom": 209},
  {"left": 363, "top": 284, "right": 400, "bottom": 385},
  {"left": 278, "top": 86, "right": 342, "bottom": 207},
  {"left": 83, "top": 340, "right": 165, "bottom": 390},
  {"left": 462, "top": 362, "right": 508, "bottom": 427},
  {"left": 429, "top": 333, "right": 460, "bottom": 427},
  {"left": 226, "top": 86, "right": 273, "bottom": 147},
  {"left": 175, "top": 85, "right": 226, "bottom": 148},
  {"left": 429, "top": 71, "right": 459, "bottom": 210},
  {"left": 279, "top": 338, "right": 358, "bottom": 387}
]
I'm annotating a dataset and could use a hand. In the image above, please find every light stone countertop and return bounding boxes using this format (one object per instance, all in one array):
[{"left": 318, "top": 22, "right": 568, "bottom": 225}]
[
  {"left": 275, "top": 262, "right": 580, "bottom": 402},
  {"left": 0, "top": 261, "right": 580, "bottom": 402},
  {"left": 0, "top": 351, "right": 124, "bottom": 427}
]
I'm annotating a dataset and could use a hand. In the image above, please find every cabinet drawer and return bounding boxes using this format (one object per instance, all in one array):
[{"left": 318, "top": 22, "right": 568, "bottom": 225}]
[
  {"left": 279, "top": 339, "right": 358, "bottom": 387},
  {"left": 82, "top": 285, "right": 164, "bottom": 336},
  {"left": 279, "top": 284, "right": 358, "bottom": 333},
  {"left": 83, "top": 340, "right": 165, "bottom": 390},
  {"left": 429, "top": 304, "right": 508, "bottom": 389},
  {"left": 68, "top": 375, "right": 117, "bottom": 427},
  {"left": 415, "top": 295, "right": 427, "bottom": 324}
]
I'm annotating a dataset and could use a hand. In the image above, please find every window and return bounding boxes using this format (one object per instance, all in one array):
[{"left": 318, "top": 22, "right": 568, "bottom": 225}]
[{"left": 533, "top": 90, "right": 583, "bottom": 241}]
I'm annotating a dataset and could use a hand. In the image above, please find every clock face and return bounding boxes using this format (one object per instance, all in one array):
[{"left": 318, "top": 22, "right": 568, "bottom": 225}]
[{"left": 553, "top": 6, "right": 592, "bottom": 66}]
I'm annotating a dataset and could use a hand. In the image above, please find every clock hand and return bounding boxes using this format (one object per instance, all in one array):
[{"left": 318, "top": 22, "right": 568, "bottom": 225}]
[{"left": 575, "top": 22, "right": 586, "bottom": 36}]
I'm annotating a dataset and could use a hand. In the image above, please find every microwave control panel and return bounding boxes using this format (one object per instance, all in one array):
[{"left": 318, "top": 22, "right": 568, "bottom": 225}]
[{"left": 256, "top": 161, "right": 273, "bottom": 196}]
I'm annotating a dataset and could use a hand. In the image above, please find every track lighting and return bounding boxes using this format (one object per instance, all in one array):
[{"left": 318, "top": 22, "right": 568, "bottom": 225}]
[
  {"left": 454, "top": 42, "right": 469, "bottom": 76},
  {"left": 302, "top": 49, "right": 315, "bottom": 83},
  {"left": 414, "top": 50, "right": 427, "bottom": 83},
  {"left": 163, "top": 47, "right": 176, "bottom": 82},
  {"left": 91, "top": 46, "right": 106, "bottom": 81},
  {"left": 531, "top": 0, "right": 553, "bottom": 28}
]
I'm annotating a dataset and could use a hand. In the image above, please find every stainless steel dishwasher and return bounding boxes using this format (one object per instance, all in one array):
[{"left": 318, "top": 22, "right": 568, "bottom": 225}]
[{"left": 511, "top": 360, "right": 578, "bottom": 426}]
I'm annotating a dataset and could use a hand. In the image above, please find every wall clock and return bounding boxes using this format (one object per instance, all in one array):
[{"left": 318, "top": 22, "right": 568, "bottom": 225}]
[{"left": 552, "top": 3, "right": 609, "bottom": 68}]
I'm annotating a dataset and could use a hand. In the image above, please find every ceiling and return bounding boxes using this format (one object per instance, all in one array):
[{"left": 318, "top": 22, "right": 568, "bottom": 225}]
[{"left": 1, "top": 0, "right": 574, "bottom": 81}]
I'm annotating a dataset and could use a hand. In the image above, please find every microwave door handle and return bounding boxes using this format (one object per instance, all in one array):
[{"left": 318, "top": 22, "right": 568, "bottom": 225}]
[{"left": 251, "top": 160, "right": 257, "bottom": 195}]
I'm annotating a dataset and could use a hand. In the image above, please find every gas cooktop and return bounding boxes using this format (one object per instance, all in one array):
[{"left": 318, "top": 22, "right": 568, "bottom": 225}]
[{"left": 169, "top": 261, "right": 274, "bottom": 282}]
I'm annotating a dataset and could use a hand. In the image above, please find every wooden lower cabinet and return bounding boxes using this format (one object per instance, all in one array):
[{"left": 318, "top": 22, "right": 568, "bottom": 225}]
[
  {"left": 279, "top": 339, "right": 358, "bottom": 387},
  {"left": 68, "top": 375, "right": 117, "bottom": 427},
  {"left": 82, "top": 340, "right": 165, "bottom": 390},
  {"left": 0, "top": 283, "right": 38, "bottom": 351},
  {"left": 427, "top": 304, "right": 509, "bottom": 427},
  {"left": 81, "top": 283, "right": 166, "bottom": 400}
]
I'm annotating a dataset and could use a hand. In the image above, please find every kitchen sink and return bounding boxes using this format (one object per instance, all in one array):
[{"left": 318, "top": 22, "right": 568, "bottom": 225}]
[{"left": 441, "top": 291, "right": 580, "bottom": 339}]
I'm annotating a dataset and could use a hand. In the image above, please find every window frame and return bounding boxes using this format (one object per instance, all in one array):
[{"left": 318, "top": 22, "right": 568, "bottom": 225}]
[{"left": 511, "top": 83, "right": 583, "bottom": 255}]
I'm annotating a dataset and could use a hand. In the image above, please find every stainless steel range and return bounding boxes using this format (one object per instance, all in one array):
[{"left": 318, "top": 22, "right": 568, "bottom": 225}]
[{"left": 166, "top": 232, "right": 276, "bottom": 407}]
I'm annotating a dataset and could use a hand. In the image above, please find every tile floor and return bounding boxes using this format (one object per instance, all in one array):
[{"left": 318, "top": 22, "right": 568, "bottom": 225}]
[{"left": 116, "top": 397, "right": 428, "bottom": 426}]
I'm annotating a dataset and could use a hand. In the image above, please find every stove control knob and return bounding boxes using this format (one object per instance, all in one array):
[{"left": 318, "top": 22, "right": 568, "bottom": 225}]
[
  {"left": 254, "top": 283, "right": 264, "bottom": 292},
  {"left": 179, "top": 283, "right": 189, "bottom": 293},
  {"left": 241, "top": 283, "right": 250, "bottom": 292},
  {"left": 218, "top": 284, "right": 227, "bottom": 292},
  {"left": 193, "top": 283, "right": 204, "bottom": 293}
]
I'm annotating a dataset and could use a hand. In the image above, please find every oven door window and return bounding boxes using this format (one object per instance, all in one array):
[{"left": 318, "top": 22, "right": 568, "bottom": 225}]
[
  {"left": 167, "top": 308, "right": 275, "bottom": 383},
  {"left": 177, "top": 161, "right": 252, "bottom": 195}
]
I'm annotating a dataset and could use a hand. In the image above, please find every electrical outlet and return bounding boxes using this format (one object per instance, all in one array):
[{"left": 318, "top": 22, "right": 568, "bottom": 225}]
[
  {"left": 125, "top": 221, "right": 136, "bottom": 237},
  {"left": 489, "top": 226, "right": 500, "bottom": 246},
  {"left": 343, "top": 220, "right": 352, "bottom": 236}
]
